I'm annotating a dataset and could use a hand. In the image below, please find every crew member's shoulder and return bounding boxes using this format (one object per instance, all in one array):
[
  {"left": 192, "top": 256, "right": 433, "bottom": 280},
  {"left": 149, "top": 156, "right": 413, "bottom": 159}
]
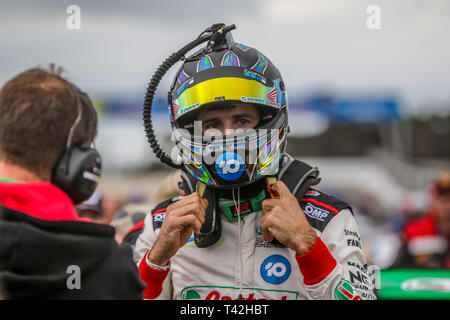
[
  {"left": 150, "top": 195, "right": 185, "bottom": 230},
  {"left": 299, "top": 188, "right": 353, "bottom": 232}
]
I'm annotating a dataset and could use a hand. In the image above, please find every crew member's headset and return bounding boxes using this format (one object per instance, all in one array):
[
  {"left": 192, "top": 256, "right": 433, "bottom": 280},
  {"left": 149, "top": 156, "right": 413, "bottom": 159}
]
[{"left": 52, "top": 87, "right": 102, "bottom": 204}]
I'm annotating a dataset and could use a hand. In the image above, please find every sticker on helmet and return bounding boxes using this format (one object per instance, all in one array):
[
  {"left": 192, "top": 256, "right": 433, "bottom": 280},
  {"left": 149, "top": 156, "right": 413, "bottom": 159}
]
[
  {"left": 171, "top": 102, "right": 180, "bottom": 120},
  {"left": 244, "top": 69, "right": 267, "bottom": 84},
  {"left": 267, "top": 88, "right": 280, "bottom": 108},
  {"left": 178, "top": 102, "right": 200, "bottom": 117},
  {"left": 241, "top": 96, "right": 265, "bottom": 104},
  {"left": 197, "top": 55, "right": 214, "bottom": 72},
  {"left": 251, "top": 54, "right": 267, "bottom": 74},
  {"left": 215, "top": 152, "right": 244, "bottom": 181},
  {"left": 221, "top": 50, "right": 240, "bottom": 67}
]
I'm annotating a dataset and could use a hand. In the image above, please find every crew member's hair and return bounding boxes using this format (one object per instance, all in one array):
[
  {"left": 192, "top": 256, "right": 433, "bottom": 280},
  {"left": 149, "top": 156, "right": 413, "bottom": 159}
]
[{"left": 0, "top": 64, "right": 97, "bottom": 180}]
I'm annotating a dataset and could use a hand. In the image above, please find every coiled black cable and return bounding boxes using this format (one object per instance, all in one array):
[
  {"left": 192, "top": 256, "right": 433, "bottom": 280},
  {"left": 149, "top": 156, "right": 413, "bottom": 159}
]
[{"left": 142, "top": 23, "right": 236, "bottom": 169}]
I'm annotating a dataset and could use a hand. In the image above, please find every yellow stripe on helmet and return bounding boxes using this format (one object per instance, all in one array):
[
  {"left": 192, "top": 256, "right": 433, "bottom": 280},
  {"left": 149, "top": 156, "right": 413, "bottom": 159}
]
[{"left": 173, "top": 77, "right": 279, "bottom": 120}]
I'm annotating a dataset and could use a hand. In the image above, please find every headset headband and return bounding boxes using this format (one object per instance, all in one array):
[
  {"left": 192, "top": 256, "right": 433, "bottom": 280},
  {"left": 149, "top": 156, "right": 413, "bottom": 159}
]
[{"left": 66, "top": 93, "right": 83, "bottom": 148}]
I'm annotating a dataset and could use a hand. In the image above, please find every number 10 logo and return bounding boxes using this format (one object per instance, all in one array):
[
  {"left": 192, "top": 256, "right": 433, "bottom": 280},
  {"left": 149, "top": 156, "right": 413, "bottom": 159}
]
[
  {"left": 260, "top": 255, "right": 291, "bottom": 285},
  {"left": 215, "top": 152, "right": 244, "bottom": 181}
]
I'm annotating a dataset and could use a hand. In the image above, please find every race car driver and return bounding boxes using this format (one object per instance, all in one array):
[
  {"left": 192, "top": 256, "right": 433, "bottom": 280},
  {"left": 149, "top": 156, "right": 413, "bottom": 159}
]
[{"left": 134, "top": 27, "right": 377, "bottom": 300}]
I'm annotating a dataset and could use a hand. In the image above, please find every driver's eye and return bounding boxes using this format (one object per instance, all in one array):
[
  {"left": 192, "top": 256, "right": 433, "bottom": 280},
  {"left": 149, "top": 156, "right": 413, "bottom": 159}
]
[{"left": 204, "top": 122, "right": 218, "bottom": 130}]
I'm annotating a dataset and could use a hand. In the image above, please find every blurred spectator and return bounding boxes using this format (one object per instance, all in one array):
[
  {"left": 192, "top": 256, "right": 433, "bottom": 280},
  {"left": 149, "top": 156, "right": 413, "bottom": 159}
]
[
  {"left": 76, "top": 188, "right": 103, "bottom": 221},
  {"left": 76, "top": 188, "right": 123, "bottom": 225},
  {"left": 0, "top": 66, "right": 144, "bottom": 299},
  {"left": 394, "top": 171, "right": 450, "bottom": 269},
  {"left": 113, "top": 170, "right": 183, "bottom": 247},
  {"left": 152, "top": 170, "right": 184, "bottom": 204},
  {"left": 111, "top": 203, "right": 150, "bottom": 244},
  {"left": 101, "top": 193, "right": 124, "bottom": 224},
  {"left": 388, "top": 190, "right": 430, "bottom": 234}
]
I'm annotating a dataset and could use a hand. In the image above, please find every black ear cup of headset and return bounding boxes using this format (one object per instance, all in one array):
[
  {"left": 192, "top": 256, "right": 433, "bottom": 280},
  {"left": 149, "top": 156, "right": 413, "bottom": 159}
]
[
  {"left": 52, "top": 144, "right": 102, "bottom": 204},
  {"left": 52, "top": 86, "right": 102, "bottom": 204}
]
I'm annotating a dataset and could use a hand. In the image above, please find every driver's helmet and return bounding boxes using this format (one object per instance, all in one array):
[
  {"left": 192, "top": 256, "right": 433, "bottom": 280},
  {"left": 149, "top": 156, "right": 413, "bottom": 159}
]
[{"left": 169, "top": 32, "right": 288, "bottom": 188}]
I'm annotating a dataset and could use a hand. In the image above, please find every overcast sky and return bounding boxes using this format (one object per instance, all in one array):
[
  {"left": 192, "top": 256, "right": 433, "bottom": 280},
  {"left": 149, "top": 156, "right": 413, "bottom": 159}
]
[{"left": 1, "top": 0, "right": 449, "bottom": 115}]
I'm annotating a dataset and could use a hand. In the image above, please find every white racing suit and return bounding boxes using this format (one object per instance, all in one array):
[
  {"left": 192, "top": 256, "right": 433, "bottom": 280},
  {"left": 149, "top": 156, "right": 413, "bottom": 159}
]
[{"left": 134, "top": 158, "right": 377, "bottom": 300}]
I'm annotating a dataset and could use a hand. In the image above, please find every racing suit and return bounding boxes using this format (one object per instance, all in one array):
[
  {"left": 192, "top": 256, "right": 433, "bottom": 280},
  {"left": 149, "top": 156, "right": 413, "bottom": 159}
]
[{"left": 134, "top": 157, "right": 377, "bottom": 300}]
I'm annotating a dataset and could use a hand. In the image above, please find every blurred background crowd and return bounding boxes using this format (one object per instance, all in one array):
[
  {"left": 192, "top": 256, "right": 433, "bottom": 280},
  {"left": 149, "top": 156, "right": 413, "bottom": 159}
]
[{"left": 1, "top": 0, "right": 449, "bottom": 282}]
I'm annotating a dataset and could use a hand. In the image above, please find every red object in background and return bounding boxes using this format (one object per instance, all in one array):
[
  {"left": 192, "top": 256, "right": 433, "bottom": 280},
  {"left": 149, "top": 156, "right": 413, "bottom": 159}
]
[
  {"left": 402, "top": 212, "right": 439, "bottom": 241},
  {"left": 402, "top": 212, "right": 450, "bottom": 269}
]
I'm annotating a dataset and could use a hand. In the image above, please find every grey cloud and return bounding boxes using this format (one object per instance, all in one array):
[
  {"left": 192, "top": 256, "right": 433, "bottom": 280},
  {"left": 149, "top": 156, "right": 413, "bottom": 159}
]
[{"left": 0, "top": 0, "right": 449, "bottom": 111}]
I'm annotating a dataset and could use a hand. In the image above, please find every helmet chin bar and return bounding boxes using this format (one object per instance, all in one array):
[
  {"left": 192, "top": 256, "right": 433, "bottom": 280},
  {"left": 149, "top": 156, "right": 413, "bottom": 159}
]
[{"left": 171, "top": 109, "right": 287, "bottom": 189}]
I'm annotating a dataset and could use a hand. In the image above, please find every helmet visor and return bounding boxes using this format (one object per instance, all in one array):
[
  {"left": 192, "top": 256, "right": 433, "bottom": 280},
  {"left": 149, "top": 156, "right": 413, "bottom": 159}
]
[{"left": 172, "top": 76, "right": 284, "bottom": 121}]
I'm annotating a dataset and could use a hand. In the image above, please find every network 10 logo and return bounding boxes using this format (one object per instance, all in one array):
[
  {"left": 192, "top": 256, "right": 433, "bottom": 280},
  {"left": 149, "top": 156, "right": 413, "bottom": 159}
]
[
  {"left": 215, "top": 152, "right": 245, "bottom": 181},
  {"left": 260, "top": 255, "right": 291, "bottom": 285}
]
